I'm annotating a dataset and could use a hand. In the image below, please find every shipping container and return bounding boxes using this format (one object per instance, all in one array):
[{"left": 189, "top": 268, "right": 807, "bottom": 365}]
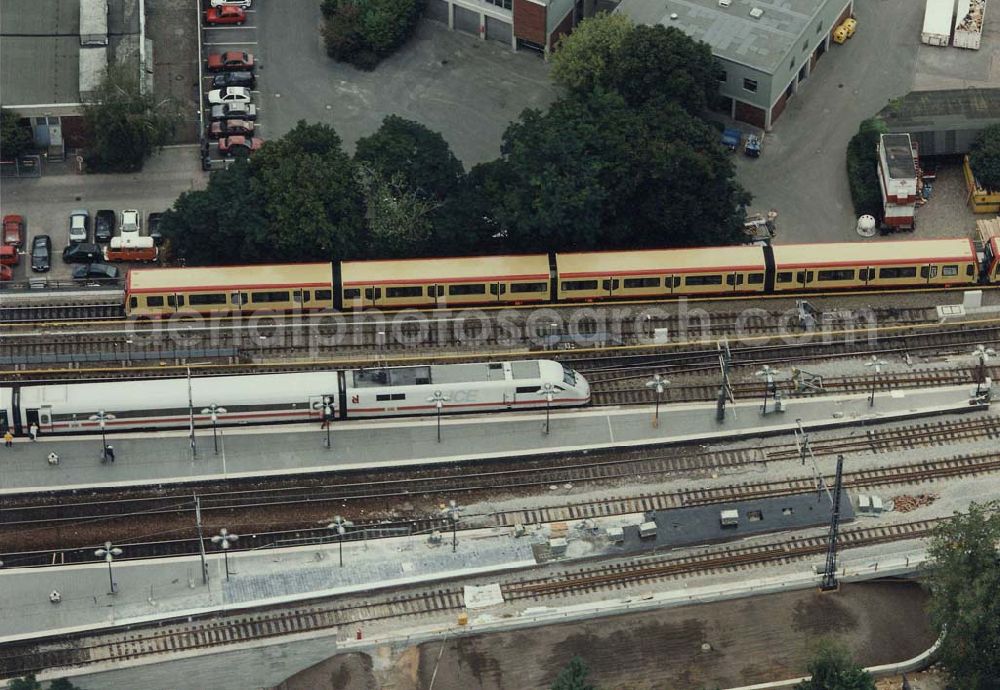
[
  {"left": 953, "top": 0, "right": 986, "bottom": 48},
  {"left": 922, "top": 0, "right": 956, "bottom": 45}
]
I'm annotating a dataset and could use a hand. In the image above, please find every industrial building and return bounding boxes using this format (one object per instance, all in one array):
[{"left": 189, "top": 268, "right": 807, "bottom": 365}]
[
  {"left": 876, "top": 88, "right": 1000, "bottom": 157},
  {"left": 425, "top": 0, "right": 577, "bottom": 53},
  {"left": 615, "top": 0, "right": 854, "bottom": 129},
  {"left": 0, "top": 0, "right": 145, "bottom": 158}
]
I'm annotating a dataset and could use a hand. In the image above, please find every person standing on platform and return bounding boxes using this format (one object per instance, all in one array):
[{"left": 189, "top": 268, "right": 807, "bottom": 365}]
[
  {"left": 29, "top": 423, "right": 38, "bottom": 441},
  {"left": 3, "top": 430, "right": 12, "bottom": 448}
]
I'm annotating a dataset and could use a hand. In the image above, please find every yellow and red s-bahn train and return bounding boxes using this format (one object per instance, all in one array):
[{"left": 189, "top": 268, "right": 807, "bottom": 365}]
[{"left": 124, "top": 238, "right": 1000, "bottom": 317}]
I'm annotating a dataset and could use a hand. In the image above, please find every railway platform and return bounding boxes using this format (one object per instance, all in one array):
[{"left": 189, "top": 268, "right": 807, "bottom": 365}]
[{"left": 0, "top": 385, "right": 987, "bottom": 496}]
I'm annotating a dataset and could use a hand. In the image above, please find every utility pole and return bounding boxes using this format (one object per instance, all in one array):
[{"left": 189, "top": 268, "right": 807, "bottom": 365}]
[
  {"left": 716, "top": 339, "right": 733, "bottom": 422},
  {"left": 194, "top": 494, "right": 208, "bottom": 585},
  {"left": 187, "top": 367, "right": 197, "bottom": 457},
  {"left": 820, "top": 454, "right": 845, "bottom": 592}
]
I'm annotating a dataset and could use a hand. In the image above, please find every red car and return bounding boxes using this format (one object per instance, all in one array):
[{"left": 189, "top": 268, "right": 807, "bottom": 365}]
[
  {"left": 205, "top": 6, "right": 246, "bottom": 24},
  {"left": 219, "top": 136, "right": 264, "bottom": 156},
  {"left": 207, "top": 51, "right": 255, "bottom": 72},
  {"left": 208, "top": 119, "right": 255, "bottom": 140},
  {"left": 3, "top": 214, "right": 25, "bottom": 247},
  {"left": 0, "top": 264, "right": 12, "bottom": 281}
]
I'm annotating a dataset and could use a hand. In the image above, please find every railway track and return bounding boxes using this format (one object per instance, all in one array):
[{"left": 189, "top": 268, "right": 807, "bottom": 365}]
[{"left": 0, "top": 517, "right": 939, "bottom": 679}]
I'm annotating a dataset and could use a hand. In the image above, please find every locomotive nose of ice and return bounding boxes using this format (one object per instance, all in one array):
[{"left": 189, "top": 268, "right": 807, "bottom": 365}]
[{"left": 575, "top": 371, "right": 591, "bottom": 402}]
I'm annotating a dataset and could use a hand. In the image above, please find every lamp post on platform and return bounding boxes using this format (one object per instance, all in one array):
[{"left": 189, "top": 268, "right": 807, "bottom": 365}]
[
  {"left": 94, "top": 541, "right": 123, "bottom": 594},
  {"left": 538, "top": 382, "right": 555, "bottom": 434},
  {"left": 200, "top": 404, "right": 227, "bottom": 455},
  {"left": 972, "top": 345, "right": 996, "bottom": 396},
  {"left": 755, "top": 366, "right": 780, "bottom": 415},
  {"left": 645, "top": 374, "right": 670, "bottom": 428},
  {"left": 865, "top": 356, "right": 888, "bottom": 407},
  {"left": 427, "top": 390, "right": 449, "bottom": 442},
  {"left": 89, "top": 410, "right": 116, "bottom": 461},
  {"left": 312, "top": 395, "right": 335, "bottom": 448},
  {"left": 441, "top": 500, "right": 461, "bottom": 553},
  {"left": 327, "top": 515, "right": 354, "bottom": 567},
  {"left": 211, "top": 528, "right": 239, "bottom": 581}
]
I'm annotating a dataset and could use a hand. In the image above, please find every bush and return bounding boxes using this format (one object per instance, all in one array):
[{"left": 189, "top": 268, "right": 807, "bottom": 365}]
[
  {"left": 321, "top": 0, "right": 424, "bottom": 70},
  {"left": 969, "top": 123, "right": 1000, "bottom": 191},
  {"left": 845, "top": 118, "right": 887, "bottom": 220}
]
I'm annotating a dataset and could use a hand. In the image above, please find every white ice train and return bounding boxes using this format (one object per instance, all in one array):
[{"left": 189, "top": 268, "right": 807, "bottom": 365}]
[{"left": 0, "top": 360, "right": 590, "bottom": 436}]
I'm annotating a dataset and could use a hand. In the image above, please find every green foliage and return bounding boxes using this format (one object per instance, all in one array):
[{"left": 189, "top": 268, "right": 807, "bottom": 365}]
[
  {"left": 161, "top": 121, "right": 365, "bottom": 265},
  {"left": 969, "top": 123, "right": 1000, "bottom": 191},
  {"left": 48, "top": 679, "right": 83, "bottom": 690},
  {"left": 551, "top": 656, "right": 595, "bottom": 690},
  {"left": 0, "top": 108, "right": 34, "bottom": 159},
  {"left": 357, "top": 164, "right": 436, "bottom": 256},
  {"left": 846, "top": 118, "right": 887, "bottom": 220},
  {"left": 924, "top": 501, "right": 1000, "bottom": 689},
  {"left": 793, "top": 641, "right": 875, "bottom": 690},
  {"left": 8, "top": 675, "right": 41, "bottom": 690},
  {"left": 321, "top": 0, "right": 424, "bottom": 70},
  {"left": 488, "top": 90, "right": 747, "bottom": 252},
  {"left": 82, "top": 63, "right": 182, "bottom": 172},
  {"left": 355, "top": 115, "right": 464, "bottom": 199},
  {"left": 551, "top": 13, "right": 634, "bottom": 94}
]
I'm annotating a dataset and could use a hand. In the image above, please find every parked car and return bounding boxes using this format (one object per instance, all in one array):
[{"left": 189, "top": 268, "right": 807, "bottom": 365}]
[
  {"left": 218, "top": 136, "right": 264, "bottom": 156},
  {"left": 208, "top": 119, "right": 254, "bottom": 139},
  {"left": 62, "top": 242, "right": 103, "bottom": 264},
  {"left": 147, "top": 212, "right": 164, "bottom": 246},
  {"left": 211, "top": 71, "right": 256, "bottom": 89},
  {"left": 120, "top": 209, "right": 141, "bottom": 238},
  {"left": 210, "top": 0, "right": 252, "bottom": 8},
  {"left": 2, "top": 214, "right": 25, "bottom": 247},
  {"left": 210, "top": 103, "right": 257, "bottom": 121},
  {"left": 204, "top": 6, "right": 246, "bottom": 24},
  {"left": 0, "top": 244, "right": 19, "bottom": 267},
  {"left": 95, "top": 209, "right": 115, "bottom": 243},
  {"left": 0, "top": 264, "right": 11, "bottom": 281},
  {"left": 69, "top": 209, "right": 90, "bottom": 244},
  {"left": 73, "top": 262, "right": 120, "bottom": 281},
  {"left": 30, "top": 234, "right": 51, "bottom": 272},
  {"left": 206, "top": 87, "right": 252, "bottom": 105},
  {"left": 206, "top": 50, "right": 255, "bottom": 72}
]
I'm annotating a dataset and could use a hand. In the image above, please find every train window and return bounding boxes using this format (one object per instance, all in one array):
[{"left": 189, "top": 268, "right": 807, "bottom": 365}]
[
  {"left": 343, "top": 288, "right": 361, "bottom": 299},
  {"left": 167, "top": 295, "right": 185, "bottom": 307},
  {"left": 623, "top": 277, "right": 660, "bottom": 288},
  {"left": 251, "top": 291, "right": 291, "bottom": 303},
  {"left": 427, "top": 285, "right": 445, "bottom": 297},
  {"left": 189, "top": 293, "right": 228, "bottom": 305},
  {"left": 942, "top": 265, "right": 959, "bottom": 277},
  {"left": 293, "top": 290, "right": 303, "bottom": 303},
  {"left": 669, "top": 276, "right": 682, "bottom": 288},
  {"left": 376, "top": 393, "right": 406, "bottom": 401},
  {"left": 601, "top": 279, "right": 620, "bottom": 291},
  {"left": 858, "top": 269, "right": 872, "bottom": 281},
  {"left": 725, "top": 274, "right": 745, "bottom": 285},
  {"left": 968, "top": 265, "right": 976, "bottom": 276},
  {"left": 878, "top": 267, "right": 917, "bottom": 279},
  {"left": 510, "top": 282, "right": 547, "bottom": 293},
  {"left": 920, "top": 266, "right": 938, "bottom": 279},
  {"left": 748, "top": 273, "right": 764, "bottom": 284},
  {"left": 516, "top": 386, "right": 538, "bottom": 394},
  {"left": 386, "top": 286, "right": 422, "bottom": 298},
  {"left": 146, "top": 296, "right": 164, "bottom": 307},
  {"left": 489, "top": 283, "right": 508, "bottom": 295},
  {"left": 364, "top": 288, "right": 382, "bottom": 300},
  {"left": 685, "top": 275, "right": 723, "bottom": 286},
  {"left": 776, "top": 272, "right": 793, "bottom": 283},
  {"left": 315, "top": 290, "right": 332, "bottom": 301},
  {"left": 129, "top": 297, "right": 138, "bottom": 309},
  {"left": 817, "top": 269, "right": 855, "bottom": 281},
  {"left": 449, "top": 283, "right": 486, "bottom": 296},
  {"left": 302, "top": 291, "right": 311, "bottom": 302},
  {"left": 796, "top": 271, "right": 814, "bottom": 283},
  {"left": 561, "top": 280, "right": 598, "bottom": 291}
]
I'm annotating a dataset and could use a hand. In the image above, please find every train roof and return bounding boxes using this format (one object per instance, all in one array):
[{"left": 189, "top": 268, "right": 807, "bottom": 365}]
[
  {"left": 127, "top": 263, "right": 333, "bottom": 293},
  {"left": 340, "top": 255, "right": 550, "bottom": 286},
  {"left": 352, "top": 360, "right": 549, "bottom": 387},
  {"left": 555, "top": 246, "right": 766, "bottom": 277},
  {"left": 771, "top": 239, "right": 976, "bottom": 268}
]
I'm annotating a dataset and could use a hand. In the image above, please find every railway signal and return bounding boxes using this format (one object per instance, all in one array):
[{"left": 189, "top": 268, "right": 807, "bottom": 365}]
[
  {"left": 200, "top": 404, "right": 227, "bottom": 455},
  {"left": 865, "top": 356, "right": 888, "bottom": 407},
  {"left": 972, "top": 345, "right": 996, "bottom": 397},
  {"left": 211, "top": 528, "right": 239, "bottom": 581},
  {"left": 95, "top": 541, "right": 123, "bottom": 594},
  {"left": 754, "top": 366, "right": 782, "bottom": 415},
  {"left": 645, "top": 374, "right": 670, "bottom": 428}
]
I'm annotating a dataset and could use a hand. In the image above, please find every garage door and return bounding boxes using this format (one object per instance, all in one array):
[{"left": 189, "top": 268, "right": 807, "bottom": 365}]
[
  {"left": 453, "top": 5, "right": 480, "bottom": 35},
  {"left": 425, "top": 0, "right": 449, "bottom": 23},
  {"left": 485, "top": 15, "right": 512, "bottom": 44}
]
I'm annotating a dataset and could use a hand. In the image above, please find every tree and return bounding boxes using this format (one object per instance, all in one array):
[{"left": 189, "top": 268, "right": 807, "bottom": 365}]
[
  {"left": 0, "top": 108, "right": 33, "bottom": 159},
  {"left": 550, "top": 656, "right": 595, "bottom": 690},
  {"left": 969, "top": 123, "right": 1000, "bottom": 191},
  {"left": 924, "top": 501, "right": 1000, "bottom": 689},
  {"left": 48, "top": 680, "right": 83, "bottom": 690},
  {"left": 355, "top": 115, "right": 464, "bottom": 200},
  {"left": 551, "top": 13, "right": 634, "bottom": 94},
  {"left": 846, "top": 118, "right": 887, "bottom": 220},
  {"left": 82, "top": 63, "right": 183, "bottom": 172},
  {"left": 8, "top": 675, "right": 41, "bottom": 690},
  {"left": 793, "top": 642, "right": 875, "bottom": 690},
  {"left": 321, "top": 0, "right": 424, "bottom": 70},
  {"left": 357, "top": 164, "right": 436, "bottom": 256}
]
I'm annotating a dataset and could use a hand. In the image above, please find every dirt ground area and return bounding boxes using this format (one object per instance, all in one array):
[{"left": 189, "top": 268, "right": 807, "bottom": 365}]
[
  {"left": 274, "top": 580, "right": 934, "bottom": 689},
  {"left": 145, "top": 0, "right": 201, "bottom": 143},
  {"left": 911, "top": 162, "right": 984, "bottom": 239}
]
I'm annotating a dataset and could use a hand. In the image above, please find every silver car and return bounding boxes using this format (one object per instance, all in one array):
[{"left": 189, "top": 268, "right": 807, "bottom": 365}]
[{"left": 69, "top": 209, "right": 89, "bottom": 244}]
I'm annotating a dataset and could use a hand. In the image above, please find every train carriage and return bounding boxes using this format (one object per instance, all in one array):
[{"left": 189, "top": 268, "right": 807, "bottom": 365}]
[
  {"left": 338, "top": 255, "right": 551, "bottom": 310},
  {"left": 555, "top": 246, "right": 768, "bottom": 301},
  {"left": 984, "top": 237, "right": 1000, "bottom": 282},
  {"left": 769, "top": 239, "right": 979, "bottom": 292},
  {"left": 126, "top": 263, "right": 335, "bottom": 317}
]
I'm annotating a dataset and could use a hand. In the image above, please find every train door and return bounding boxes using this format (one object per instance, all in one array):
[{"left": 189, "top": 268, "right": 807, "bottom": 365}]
[
  {"left": 726, "top": 273, "right": 744, "bottom": 292},
  {"left": 489, "top": 281, "right": 506, "bottom": 302},
  {"left": 920, "top": 265, "right": 937, "bottom": 284},
  {"left": 796, "top": 270, "right": 814, "bottom": 289},
  {"left": 429, "top": 284, "right": 444, "bottom": 307},
  {"left": 37, "top": 406, "right": 53, "bottom": 433},
  {"left": 860, "top": 267, "right": 874, "bottom": 287},
  {"left": 363, "top": 286, "right": 382, "bottom": 307},
  {"left": 231, "top": 291, "right": 247, "bottom": 312},
  {"left": 602, "top": 278, "right": 619, "bottom": 298},
  {"left": 25, "top": 409, "right": 40, "bottom": 434},
  {"left": 0, "top": 410, "right": 9, "bottom": 435}
]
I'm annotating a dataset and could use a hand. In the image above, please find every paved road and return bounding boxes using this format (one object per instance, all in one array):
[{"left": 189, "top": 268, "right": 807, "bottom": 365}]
[{"left": 1, "top": 385, "right": 984, "bottom": 495}]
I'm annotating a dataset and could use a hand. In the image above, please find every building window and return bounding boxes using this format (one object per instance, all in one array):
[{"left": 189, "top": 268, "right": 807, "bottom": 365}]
[
  {"left": 718, "top": 70, "right": 727, "bottom": 82},
  {"left": 803, "top": 39, "right": 809, "bottom": 51},
  {"left": 790, "top": 58, "right": 795, "bottom": 71},
  {"left": 486, "top": 0, "right": 511, "bottom": 8},
  {"left": 816, "top": 21, "right": 823, "bottom": 33},
  {"left": 743, "top": 78, "right": 758, "bottom": 92}
]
